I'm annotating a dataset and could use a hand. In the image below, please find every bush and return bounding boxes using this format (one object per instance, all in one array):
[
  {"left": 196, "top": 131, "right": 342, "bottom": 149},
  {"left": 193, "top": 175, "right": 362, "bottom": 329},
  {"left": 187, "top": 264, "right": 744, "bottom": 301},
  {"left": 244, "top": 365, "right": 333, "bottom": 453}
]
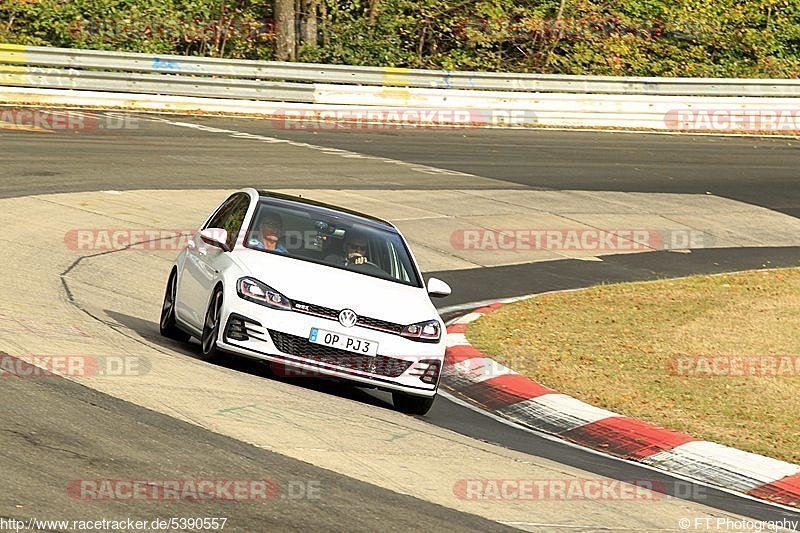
[{"left": 1, "top": 0, "right": 798, "bottom": 77}]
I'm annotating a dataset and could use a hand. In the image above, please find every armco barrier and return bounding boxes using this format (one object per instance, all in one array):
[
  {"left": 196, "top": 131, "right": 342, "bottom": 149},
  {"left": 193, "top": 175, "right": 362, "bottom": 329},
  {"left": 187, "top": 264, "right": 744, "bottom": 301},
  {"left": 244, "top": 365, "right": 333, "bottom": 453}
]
[{"left": 2, "top": 43, "right": 800, "bottom": 131}]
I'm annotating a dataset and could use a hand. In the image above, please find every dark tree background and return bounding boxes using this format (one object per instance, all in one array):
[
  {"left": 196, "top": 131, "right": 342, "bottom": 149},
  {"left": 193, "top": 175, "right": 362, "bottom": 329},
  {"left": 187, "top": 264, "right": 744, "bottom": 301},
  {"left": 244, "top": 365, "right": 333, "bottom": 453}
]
[{"left": 1, "top": 0, "right": 798, "bottom": 77}]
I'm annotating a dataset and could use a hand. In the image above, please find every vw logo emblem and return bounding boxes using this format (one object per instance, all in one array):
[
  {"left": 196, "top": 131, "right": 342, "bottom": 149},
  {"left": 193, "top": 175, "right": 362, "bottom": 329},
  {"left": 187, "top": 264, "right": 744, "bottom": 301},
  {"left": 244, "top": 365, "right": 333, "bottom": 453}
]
[{"left": 338, "top": 309, "right": 358, "bottom": 328}]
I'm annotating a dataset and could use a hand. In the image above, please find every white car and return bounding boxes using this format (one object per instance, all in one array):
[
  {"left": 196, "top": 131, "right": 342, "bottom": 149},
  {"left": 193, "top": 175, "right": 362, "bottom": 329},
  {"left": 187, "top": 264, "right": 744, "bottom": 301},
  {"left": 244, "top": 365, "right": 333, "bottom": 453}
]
[{"left": 160, "top": 188, "right": 451, "bottom": 415}]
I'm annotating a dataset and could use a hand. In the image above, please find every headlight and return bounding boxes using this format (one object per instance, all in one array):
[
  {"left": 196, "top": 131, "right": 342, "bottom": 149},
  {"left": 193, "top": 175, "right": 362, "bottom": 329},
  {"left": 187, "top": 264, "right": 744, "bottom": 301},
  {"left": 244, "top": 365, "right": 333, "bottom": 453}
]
[
  {"left": 237, "top": 277, "right": 291, "bottom": 310},
  {"left": 401, "top": 319, "right": 441, "bottom": 342}
]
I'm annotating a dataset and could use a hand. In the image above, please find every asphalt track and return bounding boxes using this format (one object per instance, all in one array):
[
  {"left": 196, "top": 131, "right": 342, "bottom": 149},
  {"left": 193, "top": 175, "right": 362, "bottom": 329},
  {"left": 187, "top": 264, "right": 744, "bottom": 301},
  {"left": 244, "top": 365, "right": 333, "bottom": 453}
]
[
  {"left": 2, "top": 110, "right": 800, "bottom": 529},
  {"left": 0, "top": 354, "right": 509, "bottom": 532},
  {"left": 259, "top": 125, "right": 800, "bottom": 218},
  {"left": 2, "top": 114, "right": 799, "bottom": 218}
]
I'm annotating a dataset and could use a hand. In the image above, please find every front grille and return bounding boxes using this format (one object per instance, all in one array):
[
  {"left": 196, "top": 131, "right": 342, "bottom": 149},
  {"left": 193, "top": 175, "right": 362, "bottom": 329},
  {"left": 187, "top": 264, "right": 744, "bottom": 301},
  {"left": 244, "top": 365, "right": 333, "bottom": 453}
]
[
  {"left": 356, "top": 316, "right": 404, "bottom": 334},
  {"left": 267, "top": 330, "right": 412, "bottom": 378},
  {"left": 291, "top": 300, "right": 405, "bottom": 335},
  {"left": 291, "top": 301, "right": 338, "bottom": 320}
]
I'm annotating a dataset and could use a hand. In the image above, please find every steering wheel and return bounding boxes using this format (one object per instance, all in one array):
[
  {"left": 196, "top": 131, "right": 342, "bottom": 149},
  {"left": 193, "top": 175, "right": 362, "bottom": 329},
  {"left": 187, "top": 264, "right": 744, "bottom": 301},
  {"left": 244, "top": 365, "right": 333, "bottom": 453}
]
[{"left": 347, "top": 260, "right": 384, "bottom": 274}]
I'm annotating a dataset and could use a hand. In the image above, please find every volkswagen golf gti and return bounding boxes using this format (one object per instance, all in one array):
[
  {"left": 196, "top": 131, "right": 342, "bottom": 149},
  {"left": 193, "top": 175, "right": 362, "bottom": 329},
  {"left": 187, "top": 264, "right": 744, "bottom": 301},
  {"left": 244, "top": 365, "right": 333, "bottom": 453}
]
[{"left": 159, "top": 188, "right": 451, "bottom": 415}]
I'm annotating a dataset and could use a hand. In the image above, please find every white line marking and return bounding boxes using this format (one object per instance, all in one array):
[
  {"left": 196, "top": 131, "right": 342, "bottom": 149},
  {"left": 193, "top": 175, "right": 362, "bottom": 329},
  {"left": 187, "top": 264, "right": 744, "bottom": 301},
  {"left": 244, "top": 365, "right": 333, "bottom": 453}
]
[
  {"left": 438, "top": 288, "right": 582, "bottom": 315},
  {"left": 147, "top": 117, "right": 477, "bottom": 177},
  {"left": 8, "top": 103, "right": 797, "bottom": 140}
]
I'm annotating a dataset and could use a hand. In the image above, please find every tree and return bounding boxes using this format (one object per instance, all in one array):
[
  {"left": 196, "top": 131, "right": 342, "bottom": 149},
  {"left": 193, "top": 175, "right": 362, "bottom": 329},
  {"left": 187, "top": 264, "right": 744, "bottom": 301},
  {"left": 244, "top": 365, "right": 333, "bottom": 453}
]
[
  {"left": 367, "top": 0, "right": 380, "bottom": 26},
  {"left": 275, "top": 0, "right": 295, "bottom": 60},
  {"left": 299, "top": 0, "right": 318, "bottom": 47}
]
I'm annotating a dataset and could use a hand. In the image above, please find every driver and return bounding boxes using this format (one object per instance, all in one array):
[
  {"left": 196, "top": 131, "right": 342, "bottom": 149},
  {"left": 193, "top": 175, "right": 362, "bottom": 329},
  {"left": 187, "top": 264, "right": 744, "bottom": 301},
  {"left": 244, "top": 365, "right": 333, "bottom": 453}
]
[
  {"left": 248, "top": 213, "right": 288, "bottom": 253},
  {"left": 326, "top": 230, "right": 370, "bottom": 266},
  {"left": 344, "top": 233, "right": 370, "bottom": 265}
]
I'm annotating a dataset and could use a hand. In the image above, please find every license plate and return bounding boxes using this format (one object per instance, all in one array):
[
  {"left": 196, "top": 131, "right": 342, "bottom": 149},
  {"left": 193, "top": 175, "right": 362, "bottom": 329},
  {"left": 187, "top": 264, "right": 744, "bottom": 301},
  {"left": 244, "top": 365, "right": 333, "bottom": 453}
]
[{"left": 309, "top": 328, "right": 378, "bottom": 357}]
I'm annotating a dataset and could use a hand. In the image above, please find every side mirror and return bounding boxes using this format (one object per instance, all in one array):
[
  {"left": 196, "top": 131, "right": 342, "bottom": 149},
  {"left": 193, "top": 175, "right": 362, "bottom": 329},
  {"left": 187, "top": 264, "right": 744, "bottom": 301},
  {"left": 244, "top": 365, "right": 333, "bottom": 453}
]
[
  {"left": 200, "top": 228, "right": 231, "bottom": 252},
  {"left": 426, "top": 277, "right": 452, "bottom": 298}
]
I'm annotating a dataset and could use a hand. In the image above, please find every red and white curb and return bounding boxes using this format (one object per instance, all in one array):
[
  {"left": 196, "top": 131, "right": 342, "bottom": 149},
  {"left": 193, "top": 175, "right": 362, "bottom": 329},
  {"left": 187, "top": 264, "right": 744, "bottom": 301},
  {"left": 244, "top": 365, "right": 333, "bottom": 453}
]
[{"left": 441, "top": 301, "right": 800, "bottom": 509}]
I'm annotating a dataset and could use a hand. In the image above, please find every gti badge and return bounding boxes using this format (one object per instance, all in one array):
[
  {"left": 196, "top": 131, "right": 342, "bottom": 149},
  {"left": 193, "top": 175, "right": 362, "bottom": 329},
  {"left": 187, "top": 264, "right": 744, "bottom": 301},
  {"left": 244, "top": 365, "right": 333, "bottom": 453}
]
[{"left": 338, "top": 309, "right": 358, "bottom": 328}]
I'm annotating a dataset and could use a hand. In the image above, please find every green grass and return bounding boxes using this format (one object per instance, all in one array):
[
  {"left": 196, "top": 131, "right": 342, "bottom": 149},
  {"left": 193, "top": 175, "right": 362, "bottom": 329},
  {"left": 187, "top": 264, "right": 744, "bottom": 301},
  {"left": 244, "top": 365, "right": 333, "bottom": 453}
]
[{"left": 467, "top": 268, "right": 800, "bottom": 464}]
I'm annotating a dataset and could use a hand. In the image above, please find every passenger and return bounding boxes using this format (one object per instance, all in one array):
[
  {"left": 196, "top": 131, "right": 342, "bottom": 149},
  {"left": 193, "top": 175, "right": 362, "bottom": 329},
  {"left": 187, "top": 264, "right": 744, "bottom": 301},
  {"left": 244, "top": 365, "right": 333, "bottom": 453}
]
[{"left": 249, "top": 213, "right": 288, "bottom": 253}]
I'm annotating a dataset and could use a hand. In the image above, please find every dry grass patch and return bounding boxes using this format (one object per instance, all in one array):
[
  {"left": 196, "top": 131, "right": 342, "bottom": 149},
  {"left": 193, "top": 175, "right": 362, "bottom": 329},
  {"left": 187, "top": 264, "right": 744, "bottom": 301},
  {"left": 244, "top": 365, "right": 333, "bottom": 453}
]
[{"left": 467, "top": 268, "right": 800, "bottom": 464}]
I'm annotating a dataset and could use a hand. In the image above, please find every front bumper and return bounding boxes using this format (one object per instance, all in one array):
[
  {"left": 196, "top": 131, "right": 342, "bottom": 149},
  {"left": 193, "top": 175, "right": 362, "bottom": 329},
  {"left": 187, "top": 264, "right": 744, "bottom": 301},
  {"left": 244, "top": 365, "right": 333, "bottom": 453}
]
[{"left": 218, "top": 299, "right": 445, "bottom": 397}]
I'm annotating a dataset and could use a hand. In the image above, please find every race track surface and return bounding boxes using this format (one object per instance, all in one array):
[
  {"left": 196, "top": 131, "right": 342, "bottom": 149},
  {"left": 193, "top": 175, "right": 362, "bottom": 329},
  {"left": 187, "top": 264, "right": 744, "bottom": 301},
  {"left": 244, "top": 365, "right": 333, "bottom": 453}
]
[{"left": 2, "top": 109, "right": 799, "bottom": 530}]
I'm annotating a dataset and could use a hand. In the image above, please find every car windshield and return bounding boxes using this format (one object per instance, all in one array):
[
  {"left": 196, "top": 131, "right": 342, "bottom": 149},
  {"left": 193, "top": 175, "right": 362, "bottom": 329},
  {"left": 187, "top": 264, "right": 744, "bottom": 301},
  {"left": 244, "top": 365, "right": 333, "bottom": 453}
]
[{"left": 242, "top": 199, "right": 422, "bottom": 287}]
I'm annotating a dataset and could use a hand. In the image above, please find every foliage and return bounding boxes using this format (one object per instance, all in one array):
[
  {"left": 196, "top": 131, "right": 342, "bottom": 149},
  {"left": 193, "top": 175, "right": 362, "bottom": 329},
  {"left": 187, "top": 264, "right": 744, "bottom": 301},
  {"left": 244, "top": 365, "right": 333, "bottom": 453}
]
[{"left": 1, "top": 0, "right": 798, "bottom": 77}]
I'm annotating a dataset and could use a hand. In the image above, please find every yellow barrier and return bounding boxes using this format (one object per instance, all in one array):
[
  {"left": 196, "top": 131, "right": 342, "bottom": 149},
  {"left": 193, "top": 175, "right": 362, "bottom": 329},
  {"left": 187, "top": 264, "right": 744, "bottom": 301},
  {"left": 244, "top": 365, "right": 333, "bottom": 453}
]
[
  {"left": 380, "top": 67, "right": 412, "bottom": 103},
  {"left": 0, "top": 45, "right": 28, "bottom": 85},
  {"left": 382, "top": 66, "right": 410, "bottom": 87},
  {"left": 0, "top": 44, "right": 27, "bottom": 64},
  {"left": 0, "top": 65, "right": 28, "bottom": 86}
]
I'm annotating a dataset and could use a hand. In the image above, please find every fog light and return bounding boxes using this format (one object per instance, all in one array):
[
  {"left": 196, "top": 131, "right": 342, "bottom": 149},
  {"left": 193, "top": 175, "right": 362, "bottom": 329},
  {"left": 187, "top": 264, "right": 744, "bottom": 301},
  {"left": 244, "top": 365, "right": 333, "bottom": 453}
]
[
  {"left": 227, "top": 317, "right": 248, "bottom": 341},
  {"left": 420, "top": 360, "right": 441, "bottom": 385},
  {"left": 225, "top": 314, "right": 261, "bottom": 342}
]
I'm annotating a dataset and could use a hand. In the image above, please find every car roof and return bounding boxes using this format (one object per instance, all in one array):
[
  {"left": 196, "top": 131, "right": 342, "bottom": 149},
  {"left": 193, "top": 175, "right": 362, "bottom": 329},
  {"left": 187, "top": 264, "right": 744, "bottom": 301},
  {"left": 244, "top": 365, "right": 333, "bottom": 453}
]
[{"left": 255, "top": 190, "right": 396, "bottom": 230}]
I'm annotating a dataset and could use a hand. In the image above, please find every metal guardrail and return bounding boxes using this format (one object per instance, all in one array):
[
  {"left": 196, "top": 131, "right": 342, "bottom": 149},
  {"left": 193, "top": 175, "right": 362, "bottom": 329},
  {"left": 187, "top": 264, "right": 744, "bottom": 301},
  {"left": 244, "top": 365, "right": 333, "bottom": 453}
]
[
  {"left": 2, "top": 66, "right": 314, "bottom": 102},
  {"left": 2, "top": 43, "right": 800, "bottom": 100}
]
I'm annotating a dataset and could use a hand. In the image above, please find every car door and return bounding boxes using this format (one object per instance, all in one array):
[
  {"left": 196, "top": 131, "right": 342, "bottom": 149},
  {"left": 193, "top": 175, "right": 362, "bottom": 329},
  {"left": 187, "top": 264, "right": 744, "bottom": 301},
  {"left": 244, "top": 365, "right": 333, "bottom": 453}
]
[
  {"left": 177, "top": 193, "right": 245, "bottom": 329},
  {"left": 193, "top": 193, "right": 251, "bottom": 313}
]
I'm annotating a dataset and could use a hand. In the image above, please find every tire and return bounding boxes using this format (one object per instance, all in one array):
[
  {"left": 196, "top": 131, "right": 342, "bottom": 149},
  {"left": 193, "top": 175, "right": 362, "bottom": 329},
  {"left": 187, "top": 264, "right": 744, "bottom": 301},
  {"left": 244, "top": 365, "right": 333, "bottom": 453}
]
[
  {"left": 392, "top": 391, "right": 436, "bottom": 415},
  {"left": 200, "top": 287, "right": 225, "bottom": 362},
  {"left": 160, "top": 270, "right": 190, "bottom": 342}
]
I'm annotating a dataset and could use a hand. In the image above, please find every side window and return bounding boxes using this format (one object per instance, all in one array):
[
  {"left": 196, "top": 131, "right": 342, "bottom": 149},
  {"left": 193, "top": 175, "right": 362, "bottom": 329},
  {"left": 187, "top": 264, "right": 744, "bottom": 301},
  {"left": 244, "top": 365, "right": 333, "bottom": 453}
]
[
  {"left": 205, "top": 195, "right": 240, "bottom": 230},
  {"left": 222, "top": 196, "right": 250, "bottom": 249},
  {"left": 204, "top": 193, "right": 251, "bottom": 249}
]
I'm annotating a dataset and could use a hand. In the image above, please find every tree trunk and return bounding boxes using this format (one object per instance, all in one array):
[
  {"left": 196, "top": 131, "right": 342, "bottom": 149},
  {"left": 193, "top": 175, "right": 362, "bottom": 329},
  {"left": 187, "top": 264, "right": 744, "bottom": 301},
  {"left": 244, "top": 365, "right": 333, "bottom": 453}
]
[
  {"left": 275, "top": 0, "right": 296, "bottom": 60},
  {"left": 299, "top": 0, "right": 318, "bottom": 46},
  {"left": 367, "top": 0, "right": 380, "bottom": 26},
  {"left": 542, "top": 0, "right": 567, "bottom": 69},
  {"left": 319, "top": 0, "right": 329, "bottom": 47}
]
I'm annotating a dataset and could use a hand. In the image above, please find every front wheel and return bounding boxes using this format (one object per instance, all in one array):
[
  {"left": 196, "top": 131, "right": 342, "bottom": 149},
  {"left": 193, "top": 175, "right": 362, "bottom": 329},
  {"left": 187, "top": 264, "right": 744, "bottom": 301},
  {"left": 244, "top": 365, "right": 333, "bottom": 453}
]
[
  {"left": 200, "top": 287, "right": 224, "bottom": 362},
  {"left": 392, "top": 391, "right": 436, "bottom": 415},
  {"left": 160, "top": 271, "right": 190, "bottom": 342}
]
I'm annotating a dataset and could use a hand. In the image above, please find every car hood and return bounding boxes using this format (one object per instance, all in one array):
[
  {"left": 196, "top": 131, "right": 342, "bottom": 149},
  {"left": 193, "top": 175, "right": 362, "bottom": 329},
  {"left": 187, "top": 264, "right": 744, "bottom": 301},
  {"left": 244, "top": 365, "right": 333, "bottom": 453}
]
[{"left": 231, "top": 250, "right": 438, "bottom": 324}]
